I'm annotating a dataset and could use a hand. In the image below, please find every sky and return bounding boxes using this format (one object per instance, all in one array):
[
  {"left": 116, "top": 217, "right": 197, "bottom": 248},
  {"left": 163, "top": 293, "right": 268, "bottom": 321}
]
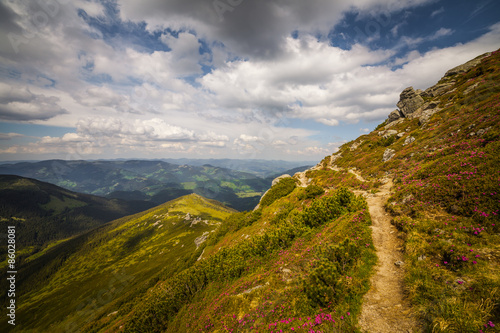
[{"left": 0, "top": 0, "right": 499, "bottom": 162}]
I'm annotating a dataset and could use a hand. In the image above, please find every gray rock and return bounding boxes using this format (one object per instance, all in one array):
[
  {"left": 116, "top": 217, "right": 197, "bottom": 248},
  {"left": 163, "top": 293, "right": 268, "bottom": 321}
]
[
  {"left": 397, "top": 132, "right": 405, "bottom": 138},
  {"left": 418, "top": 108, "right": 440, "bottom": 126},
  {"left": 394, "top": 261, "right": 404, "bottom": 267},
  {"left": 350, "top": 140, "right": 363, "bottom": 151},
  {"left": 194, "top": 231, "right": 210, "bottom": 248},
  {"left": 383, "top": 148, "right": 396, "bottom": 162},
  {"left": 402, "top": 194, "right": 414, "bottom": 204},
  {"left": 418, "top": 255, "right": 426, "bottom": 261},
  {"left": 387, "top": 109, "right": 403, "bottom": 123},
  {"left": 464, "top": 82, "right": 480, "bottom": 95},
  {"left": 397, "top": 87, "right": 425, "bottom": 117},
  {"left": 477, "top": 127, "right": 492, "bottom": 136},
  {"left": 382, "top": 130, "right": 398, "bottom": 139},
  {"left": 422, "top": 83, "right": 454, "bottom": 98},
  {"left": 403, "top": 136, "right": 415, "bottom": 146}
]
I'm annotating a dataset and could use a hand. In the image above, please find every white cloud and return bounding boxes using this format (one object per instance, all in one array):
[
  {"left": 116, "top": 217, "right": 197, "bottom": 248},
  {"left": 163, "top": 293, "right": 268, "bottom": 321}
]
[
  {"left": 1, "top": 0, "right": 500, "bottom": 161},
  {"left": 0, "top": 83, "right": 68, "bottom": 121},
  {"left": 0, "top": 133, "right": 23, "bottom": 140},
  {"left": 430, "top": 27, "right": 454, "bottom": 40},
  {"left": 431, "top": 7, "right": 444, "bottom": 17}
]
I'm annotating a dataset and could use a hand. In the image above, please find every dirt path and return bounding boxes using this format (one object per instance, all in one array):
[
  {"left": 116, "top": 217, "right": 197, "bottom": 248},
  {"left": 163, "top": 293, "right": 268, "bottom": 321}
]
[{"left": 358, "top": 180, "right": 420, "bottom": 332}]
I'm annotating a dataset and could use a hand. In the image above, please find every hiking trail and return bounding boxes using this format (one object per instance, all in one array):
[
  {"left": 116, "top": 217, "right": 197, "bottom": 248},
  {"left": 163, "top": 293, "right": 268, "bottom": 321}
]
[{"left": 358, "top": 178, "right": 420, "bottom": 332}]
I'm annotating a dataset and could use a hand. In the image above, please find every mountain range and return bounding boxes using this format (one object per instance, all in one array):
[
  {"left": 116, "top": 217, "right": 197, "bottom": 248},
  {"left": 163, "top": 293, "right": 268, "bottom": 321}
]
[{"left": 0, "top": 159, "right": 312, "bottom": 211}]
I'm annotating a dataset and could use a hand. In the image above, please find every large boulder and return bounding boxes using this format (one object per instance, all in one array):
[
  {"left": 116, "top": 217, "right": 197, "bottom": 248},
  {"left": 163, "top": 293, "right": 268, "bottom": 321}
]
[
  {"left": 387, "top": 109, "right": 403, "bottom": 123},
  {"left": 396, "top": 87, "right": 425, "bottom": 117}
]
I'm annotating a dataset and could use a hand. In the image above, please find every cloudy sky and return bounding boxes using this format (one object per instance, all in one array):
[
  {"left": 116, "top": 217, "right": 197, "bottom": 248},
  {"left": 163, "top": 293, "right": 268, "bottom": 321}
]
[{"left": 0, "top": 0, "right": 499, "bottom": 162}]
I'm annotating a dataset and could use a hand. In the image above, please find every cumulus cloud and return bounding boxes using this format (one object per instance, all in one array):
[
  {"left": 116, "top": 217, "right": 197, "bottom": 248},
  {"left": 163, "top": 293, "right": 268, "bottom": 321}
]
[
  {"left": 0, "top": 83, "right": 68, "bottom": 121},
  {"left": 1, "top": 0, "right": 500, "bottom": 161}
]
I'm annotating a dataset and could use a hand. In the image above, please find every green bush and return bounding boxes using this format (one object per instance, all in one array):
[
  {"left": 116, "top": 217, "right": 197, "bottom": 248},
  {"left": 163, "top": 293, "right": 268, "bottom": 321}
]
[
  {"left": 259, "top": 177, "right": 297, "bottom": 207},
  {"left": 299, "top": 184, "right": 325, "bottom": 200},
  {"left": 303, "top": 259, "right": 343, "bottom": 307}
]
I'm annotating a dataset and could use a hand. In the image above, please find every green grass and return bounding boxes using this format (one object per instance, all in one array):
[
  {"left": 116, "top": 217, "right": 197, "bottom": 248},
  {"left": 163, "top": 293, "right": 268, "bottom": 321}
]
[
  {"left": 40, "top": 195, "right": 87, "bottom": 214},
  {"left": 2, "top": 194, "right": 235, "bottom": 332}
]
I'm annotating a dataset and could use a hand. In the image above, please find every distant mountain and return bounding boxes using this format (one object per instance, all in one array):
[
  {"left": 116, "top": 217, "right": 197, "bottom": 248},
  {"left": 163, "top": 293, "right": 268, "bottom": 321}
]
[
  {"left": 162, "top": 158, "right": 316, "bottom": 177},
  {"left": 0, "top": 175, "right": 154, "bottom": 263},
  {"left": 0, "top": 160, "right": 274, "bottom": 211},
  {"left": 266, "top": 165, "right": 313, "bottom": 181}
]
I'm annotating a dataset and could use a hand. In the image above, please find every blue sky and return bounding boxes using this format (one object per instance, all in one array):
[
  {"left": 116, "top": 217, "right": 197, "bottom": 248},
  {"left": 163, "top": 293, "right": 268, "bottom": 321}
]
[{"left": 0, "top": 0, "right": 499, "bottom": 162}]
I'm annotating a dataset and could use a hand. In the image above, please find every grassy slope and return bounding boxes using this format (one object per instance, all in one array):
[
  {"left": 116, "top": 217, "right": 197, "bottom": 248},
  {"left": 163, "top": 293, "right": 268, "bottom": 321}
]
[
  {"left": 0, "top": 175, "right": 154, "bottom": 263},
  {"left": 320, "top": 49, "right": 500, "bottom": 332},
  {"left": 84, "top": 176, "right": 376, "bottom": 332},
  {"left": 1, "top": 194, "right": 235, "bottom": 333}
]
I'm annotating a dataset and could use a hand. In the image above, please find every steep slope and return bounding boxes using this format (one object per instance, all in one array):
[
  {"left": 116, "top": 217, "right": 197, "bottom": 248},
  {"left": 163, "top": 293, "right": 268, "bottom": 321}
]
[
  {"left": 315, "top": 49, "right": 500, "bottom": 332},
  {"left": 0, "top": 175, "right": 154, "bottom": 262},
  {"left": 69, "top": 178, "right": 376, "bottom": 332},
  {"left": 1, "top": 194, "right": 235, "bottom": 333},
  {"left": 0, "top": 160, "right": 271, "bottom": 211}
]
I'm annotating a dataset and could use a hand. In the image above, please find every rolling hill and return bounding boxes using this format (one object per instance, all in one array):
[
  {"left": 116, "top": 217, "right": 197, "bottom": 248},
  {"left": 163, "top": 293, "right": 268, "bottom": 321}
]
[
  {"left": 0, "top": 160, "right": 300, "bottom": 211},
  {"left": 0, "top": 175, "right": 154, "bottom": 264},
  {"left": 0, "top": 194, "right": 236, "bottom": 332}
]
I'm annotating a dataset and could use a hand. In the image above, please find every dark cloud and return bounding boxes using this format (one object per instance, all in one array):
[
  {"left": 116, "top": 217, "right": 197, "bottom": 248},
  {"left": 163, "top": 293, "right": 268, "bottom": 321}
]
[
  {"left": 0, "top": 84, "right": 67, "bottom": 121},
  {"left": 117, "top": 0, "right": 351, "bottom": 59},
  {"left": 117, "top": 0, "right": 436, "bottom": 59}
]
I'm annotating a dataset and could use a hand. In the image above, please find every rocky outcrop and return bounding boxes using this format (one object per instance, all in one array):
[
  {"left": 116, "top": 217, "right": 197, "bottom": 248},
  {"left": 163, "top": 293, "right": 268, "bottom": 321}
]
[
  {"left": 387, "top": 109, "right": 403, "bottom": 123},
  {"left": 444, "top": 52, "right": 492, "bottom": 77},
  {"left": 421, "top": 83, "right": 454, "bottom": 98},
  {"left": 382, "top": 148, "right": 395, "bottom": 162},
  {"left": 384, "top": 52, "right": 492, "bottom": 126},
  {"left": 418, "top": 108, "right": 440, "bottom": 126},
  {"left": 396, "top": 87, "right": 425, "bottom": 117},
  {"left": 194, "top": 231, "right": 210, "bottom": 248},
  {"left": 350, "top": 140, "right": 364, "bottom": 151}
]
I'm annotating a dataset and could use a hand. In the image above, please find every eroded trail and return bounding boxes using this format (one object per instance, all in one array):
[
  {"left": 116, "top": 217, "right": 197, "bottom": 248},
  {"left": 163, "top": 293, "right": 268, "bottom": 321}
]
[{"left": 358, "top": 180, "right": 420, "bottom": 333}]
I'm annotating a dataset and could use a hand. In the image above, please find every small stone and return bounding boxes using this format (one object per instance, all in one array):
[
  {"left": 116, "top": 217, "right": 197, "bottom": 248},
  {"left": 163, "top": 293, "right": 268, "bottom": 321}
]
[
  {"left": 394, "top": 261, "right": 405, "bottom": 267},
  {"left": 418, "top": 255, "right": 426, "bottom": 261}
]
